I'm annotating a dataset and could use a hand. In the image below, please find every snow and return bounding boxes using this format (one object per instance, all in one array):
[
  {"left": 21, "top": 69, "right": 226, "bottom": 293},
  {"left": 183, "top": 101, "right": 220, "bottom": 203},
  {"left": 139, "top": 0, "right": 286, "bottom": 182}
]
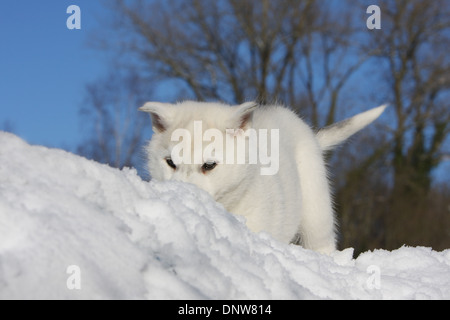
[{"left": 0, "top": 131, "right": 449, "bottom": 300}]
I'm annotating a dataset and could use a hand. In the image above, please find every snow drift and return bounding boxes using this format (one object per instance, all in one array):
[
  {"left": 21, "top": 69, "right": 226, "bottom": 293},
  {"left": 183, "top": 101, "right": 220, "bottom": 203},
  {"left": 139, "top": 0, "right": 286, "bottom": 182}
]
[{"left": 0, "top": 131, "right": 449, "bottom": 299}]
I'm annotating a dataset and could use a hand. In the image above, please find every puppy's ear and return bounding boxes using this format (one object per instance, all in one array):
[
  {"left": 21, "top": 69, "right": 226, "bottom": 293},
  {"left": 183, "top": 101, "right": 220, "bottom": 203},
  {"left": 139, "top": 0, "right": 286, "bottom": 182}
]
[
  {"left": 231, "top": 102, "right": 258, "bottom": 130},
  {"left": 139, "top": 102, "right": 173, "bottom": 133}
]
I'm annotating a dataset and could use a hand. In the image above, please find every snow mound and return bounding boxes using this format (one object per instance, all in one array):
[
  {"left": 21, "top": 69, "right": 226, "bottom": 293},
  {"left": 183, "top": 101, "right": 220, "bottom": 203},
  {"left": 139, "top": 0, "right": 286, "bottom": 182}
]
[{"left": 0, "top": 132, "right": 449, "bottom": 300}]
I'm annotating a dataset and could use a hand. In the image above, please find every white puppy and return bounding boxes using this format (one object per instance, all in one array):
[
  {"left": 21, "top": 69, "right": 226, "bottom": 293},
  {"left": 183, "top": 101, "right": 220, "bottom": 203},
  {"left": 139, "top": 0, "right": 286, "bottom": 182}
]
[{"left": 140, "top": 101, "right": 386, "bottom": 254}]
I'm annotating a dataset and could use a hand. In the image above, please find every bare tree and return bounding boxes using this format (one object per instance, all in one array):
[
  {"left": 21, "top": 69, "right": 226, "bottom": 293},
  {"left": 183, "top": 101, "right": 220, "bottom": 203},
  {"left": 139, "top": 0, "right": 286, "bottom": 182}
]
[
  {"left": 335, "top": 0, "right": 450, "bottom": 252},
  {"left": 369, "top": 0, "right": 450, "bottom": 197},
  {"left": 376, "top": 0, "right": 450, "bottom": 250},
  {"left": 77, "top": 68, "right": 151, "bottom": 174},
  {"left": 110, "top": 0, "right": 369, "bottom": 128}
]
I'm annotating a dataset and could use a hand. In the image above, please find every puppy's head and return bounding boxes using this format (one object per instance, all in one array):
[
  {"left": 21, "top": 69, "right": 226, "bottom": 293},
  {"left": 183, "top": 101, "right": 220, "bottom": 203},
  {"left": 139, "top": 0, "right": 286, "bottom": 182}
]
[{"left": 140, "top": 101, "right": 258, "bottom": 200}]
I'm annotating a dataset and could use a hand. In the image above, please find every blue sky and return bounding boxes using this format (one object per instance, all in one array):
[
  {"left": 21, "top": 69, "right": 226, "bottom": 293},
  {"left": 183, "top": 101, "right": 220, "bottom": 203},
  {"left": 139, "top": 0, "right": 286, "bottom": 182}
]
[{"left": 0, "top": 1, "right": 107, "bottom": 149}]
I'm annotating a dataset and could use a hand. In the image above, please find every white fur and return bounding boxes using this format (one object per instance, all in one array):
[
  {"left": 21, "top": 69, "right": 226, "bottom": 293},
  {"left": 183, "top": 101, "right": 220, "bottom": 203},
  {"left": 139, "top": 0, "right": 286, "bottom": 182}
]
[
  {"left": 316, "top": 104, "right": 388, "bottom": 151},
  {"left": 140, "top": 101, "right": 386, "bottom": 254}
]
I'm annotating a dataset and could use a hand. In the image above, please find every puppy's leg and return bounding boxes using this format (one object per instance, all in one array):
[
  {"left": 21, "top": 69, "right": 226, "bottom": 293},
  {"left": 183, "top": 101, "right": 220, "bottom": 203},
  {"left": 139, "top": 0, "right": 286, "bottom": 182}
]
[{"left": 296, "top": 142, "right": 336, "bottom": 254}]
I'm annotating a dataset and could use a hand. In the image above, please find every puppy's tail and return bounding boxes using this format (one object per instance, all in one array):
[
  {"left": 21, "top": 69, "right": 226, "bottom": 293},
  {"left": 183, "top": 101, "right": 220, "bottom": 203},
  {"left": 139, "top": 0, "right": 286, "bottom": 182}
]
[{"left": 316, "top": 104, "right": 388, "bottom": 151}]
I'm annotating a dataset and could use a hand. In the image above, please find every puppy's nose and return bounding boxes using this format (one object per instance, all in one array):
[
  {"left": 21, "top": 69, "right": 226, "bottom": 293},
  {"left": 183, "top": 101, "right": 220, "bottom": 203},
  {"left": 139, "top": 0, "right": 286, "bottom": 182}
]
[{"left": 171, "top": 166, "right": 194, "bottom": 182}]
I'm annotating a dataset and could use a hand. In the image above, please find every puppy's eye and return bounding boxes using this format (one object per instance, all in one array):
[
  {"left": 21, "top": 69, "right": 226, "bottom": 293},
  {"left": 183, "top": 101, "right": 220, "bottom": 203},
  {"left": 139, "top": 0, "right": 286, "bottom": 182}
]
[
  {"left": 166, "top": 158, "right": 176, "bottom": 170},
  {"left": 201, "top": 161, "right": 217, "bottom": 173}
]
